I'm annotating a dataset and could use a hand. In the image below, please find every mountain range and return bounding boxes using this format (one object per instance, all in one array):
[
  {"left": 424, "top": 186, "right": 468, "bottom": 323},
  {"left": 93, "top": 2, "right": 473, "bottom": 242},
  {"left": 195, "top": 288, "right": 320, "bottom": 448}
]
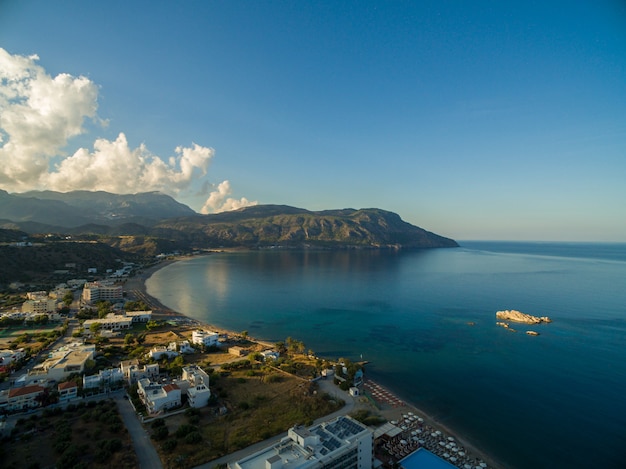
[{"left": 0, "top": 190, "right": 458, "bottom": 254}]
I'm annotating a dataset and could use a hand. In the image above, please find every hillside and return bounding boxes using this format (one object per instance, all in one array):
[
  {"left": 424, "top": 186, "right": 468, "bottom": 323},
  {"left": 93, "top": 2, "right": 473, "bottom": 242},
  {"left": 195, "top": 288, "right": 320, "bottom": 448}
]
[
  {"left": 153, "top": 205, "right": 458, "bottom": 249},
  {"left": 0, "top": 191, "right": 458, "bottom": 256}
]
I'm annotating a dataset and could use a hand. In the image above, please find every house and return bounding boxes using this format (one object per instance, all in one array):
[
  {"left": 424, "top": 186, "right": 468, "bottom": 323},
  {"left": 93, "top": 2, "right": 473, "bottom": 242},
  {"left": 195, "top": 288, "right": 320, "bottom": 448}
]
[
  {"left": 58, "top": 381, "right": 78, "bottom": 402},
  {"left": 175, "top": 340, "right": 195, "bottom": 354},
  {"left": 180, "top": 365, "right": 211, "bottom": 407},
  {"left": 83, "top": 367, "right": 124, "bottom": 390},
  {"left": 7, "top": 385, "right": 45, "bottom": 411},
  {"left": 0, "top": 348, "right": 26, "bottom": 366},
  {"left": 120, "top": 359, "right": 159, "bottom": 385},
  {"left": 149, "top": 346, "right": 178, "bottom": 360},
  {"left": 228, "top": 346, "right": 248, "bottom": 357},
  {"left": 137, "top": 379, "right": 181, "bottom": 414},
  {"left": 260, "top": 350, "right": 280, "bottom": 361},
  {"left": 230, "top": 415, "right": 373, "bottom": 469},
  {"left": 191, "top": 329, "right": 219, "bottom": 347}
]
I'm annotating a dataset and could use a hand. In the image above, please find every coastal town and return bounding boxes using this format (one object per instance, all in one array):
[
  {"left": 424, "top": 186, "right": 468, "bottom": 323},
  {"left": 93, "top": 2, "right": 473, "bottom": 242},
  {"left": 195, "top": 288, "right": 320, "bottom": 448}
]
[{"left": 0, "top": 258, "right": 497, "bottom": 469}]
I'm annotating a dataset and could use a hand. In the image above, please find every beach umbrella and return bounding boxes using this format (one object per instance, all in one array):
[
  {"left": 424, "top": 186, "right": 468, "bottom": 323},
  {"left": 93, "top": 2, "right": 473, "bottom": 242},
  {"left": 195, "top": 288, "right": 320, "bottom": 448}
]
[
  {"left": 451, "top": 457, "right": 458, "bottom": 462},
  {"left": 448, "top": 436, "right": 455, "bottom": 441},
  {"left": 464, "top": 465, "right": 472, "bottom": 469},
  {"left": 458, "top": 451, "right": 466, "bottom": 457},
  {"left": 480, "top": 463, "right": 487, "bottom": 468}
]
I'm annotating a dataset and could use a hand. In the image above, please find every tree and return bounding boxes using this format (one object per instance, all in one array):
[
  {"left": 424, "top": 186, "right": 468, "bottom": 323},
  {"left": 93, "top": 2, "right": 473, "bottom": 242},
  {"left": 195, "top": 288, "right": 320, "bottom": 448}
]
[
  {"left": 63, "top": 291, "right": 74, "bottom": 306},
  {"left": 96, "top": 301, "right": 113, "bottom": 319},
  {"left": 89, "top": 322, "right": 102, "bottom": 336}
]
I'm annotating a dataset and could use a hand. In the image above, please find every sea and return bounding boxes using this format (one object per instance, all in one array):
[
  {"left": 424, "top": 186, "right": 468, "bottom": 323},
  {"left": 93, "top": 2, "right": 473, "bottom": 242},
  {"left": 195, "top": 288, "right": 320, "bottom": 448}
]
[{"left": 146, "top": 241, "right": 626, "bottom": 468}]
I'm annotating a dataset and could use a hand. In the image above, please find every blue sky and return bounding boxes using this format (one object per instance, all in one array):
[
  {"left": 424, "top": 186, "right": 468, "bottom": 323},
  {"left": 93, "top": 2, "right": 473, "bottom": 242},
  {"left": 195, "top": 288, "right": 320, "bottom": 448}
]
[{"left": 1, "top": 1, "right": 625, "bottom": 241}]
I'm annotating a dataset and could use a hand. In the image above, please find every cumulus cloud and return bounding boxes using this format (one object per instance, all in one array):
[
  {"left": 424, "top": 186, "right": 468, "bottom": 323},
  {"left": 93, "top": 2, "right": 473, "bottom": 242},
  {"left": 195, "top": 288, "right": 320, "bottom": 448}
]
[
  {"left": 200, "top": 180, "right": 258, "bottom": 214},
  {"left": 0, "top": 48, "right": 98, "bottom": 189},
  {"left": 0, "top": 48, "right": 255, "bottom": 212},
  {"left": 44, "top": 133, "right": 215, "bottom": 194}
]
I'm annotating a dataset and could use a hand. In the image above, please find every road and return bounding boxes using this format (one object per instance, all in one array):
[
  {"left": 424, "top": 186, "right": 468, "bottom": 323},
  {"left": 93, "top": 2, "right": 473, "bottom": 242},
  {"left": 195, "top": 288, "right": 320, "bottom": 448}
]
[{"left": 114, "top": 394, "right": 164, "bottom": 469}]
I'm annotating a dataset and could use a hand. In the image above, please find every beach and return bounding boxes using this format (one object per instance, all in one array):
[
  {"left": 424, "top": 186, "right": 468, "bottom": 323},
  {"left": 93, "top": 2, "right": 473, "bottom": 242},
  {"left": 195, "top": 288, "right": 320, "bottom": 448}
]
[{"left": 128, "top": 256, "right": 504, "bottom": 469}]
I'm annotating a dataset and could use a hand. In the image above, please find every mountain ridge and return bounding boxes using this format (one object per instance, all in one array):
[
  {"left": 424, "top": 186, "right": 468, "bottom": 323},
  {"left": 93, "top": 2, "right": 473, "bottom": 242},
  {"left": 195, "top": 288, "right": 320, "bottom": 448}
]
[{"left": 0, "top": 190, "right": 458, "bottom": 253}]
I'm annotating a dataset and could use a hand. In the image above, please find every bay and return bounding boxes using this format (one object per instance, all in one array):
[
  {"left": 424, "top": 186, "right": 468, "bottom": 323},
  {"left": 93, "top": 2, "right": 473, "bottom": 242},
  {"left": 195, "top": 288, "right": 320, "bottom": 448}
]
[{"left": 146, "top": 242, "right": 626, "bottom": 468}]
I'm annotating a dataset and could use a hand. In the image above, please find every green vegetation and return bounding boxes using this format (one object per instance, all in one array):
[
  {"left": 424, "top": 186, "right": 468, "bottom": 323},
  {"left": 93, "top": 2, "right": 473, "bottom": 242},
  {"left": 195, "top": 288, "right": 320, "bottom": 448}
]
[{"left": 0, "top": 399, "right": 137, "bottom": 469}]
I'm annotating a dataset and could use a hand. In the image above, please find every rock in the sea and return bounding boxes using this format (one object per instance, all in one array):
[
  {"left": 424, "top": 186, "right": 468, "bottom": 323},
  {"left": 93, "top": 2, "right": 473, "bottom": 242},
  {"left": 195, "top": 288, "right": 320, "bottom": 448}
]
[{"left": 495, "top": 310, "right": 552, "bottom": 324}]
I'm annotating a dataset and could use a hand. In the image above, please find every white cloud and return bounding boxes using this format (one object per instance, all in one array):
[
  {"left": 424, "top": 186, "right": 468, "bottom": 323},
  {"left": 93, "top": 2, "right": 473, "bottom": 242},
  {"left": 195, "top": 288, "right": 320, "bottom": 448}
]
[
  {"left": 45, "top": 133, "right": 215, "bottom": 194},
  {"left": 0, "top": 48, "right": 98, "bottom": 189},
  {"left": 200, "top": 180, "right": 258, "bottom": 214},
  {"left": 0, "top": 48, "right": 255, "bottom": 212}
]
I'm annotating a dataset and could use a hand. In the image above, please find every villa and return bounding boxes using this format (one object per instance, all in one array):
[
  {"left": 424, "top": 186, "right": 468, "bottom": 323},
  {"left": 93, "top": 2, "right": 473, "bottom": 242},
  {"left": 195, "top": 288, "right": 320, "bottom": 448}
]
[
  {"left": 137, "top": 379, "right": 182, "bottom": 414},
  {"left": 191, "top": 329, "right": 220, "bottom": 347}
]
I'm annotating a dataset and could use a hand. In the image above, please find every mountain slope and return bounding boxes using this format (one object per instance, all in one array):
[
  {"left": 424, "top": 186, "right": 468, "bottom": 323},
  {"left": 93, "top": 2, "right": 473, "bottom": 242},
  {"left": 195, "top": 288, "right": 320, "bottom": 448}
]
[
  {"left": 0, "top": 190, "right": 195, "bottom": 227},
  {"left": 154, "top": 205, "right": 458, "bottom": 249}
]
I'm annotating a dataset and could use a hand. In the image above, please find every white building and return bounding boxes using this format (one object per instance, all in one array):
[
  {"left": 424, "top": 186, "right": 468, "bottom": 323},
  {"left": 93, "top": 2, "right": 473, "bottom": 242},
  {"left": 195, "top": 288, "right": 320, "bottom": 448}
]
[
  {"left": 83, "top": 313, "right": 132, "bottom": 332},
  {"left": 81, "top": 281, "right": 123, "bottom": 304},
  {"left": 230, "top": 416, "right": 373, "bottom": 469},
  {"left": 137, "top": 379, "right": 181, "bottom": 414},
  {"left": 261, "top": 350, "right": 280, "bottom": 361},
  {"left": 179, "top": 365, "right": 211, "bottom": 407},
  {"left": 174, "top": 340, "right": 195, "bottom": 354},
  {"left": 125, "top": 310, "right": 152, "bottom": 322},
  {"left": 83, "top": 367, "right": 124, "bottom": 389},
  {"left": 149, "top": 346, "right": 178, "bottom": 360},
  {"left": 7, "top": 385, "right": 45, "bottom": 411},
  {"left": 58, "top": 381, "right": 78, "bottom": 402},
  {"left": 120, "top": 359, "right": 159, "bottom": 385},
  {"left": 0, "top": 348, "right": 26, "bottom": 366},
  {"left": 28, "top": 343, "right": 95, "bottom": 383},
  {"left": 22, "top": 298, "right": 57, "bottom": 314},
  {"left": 191, "top": 329, "right": 219, "bottom": 347}
]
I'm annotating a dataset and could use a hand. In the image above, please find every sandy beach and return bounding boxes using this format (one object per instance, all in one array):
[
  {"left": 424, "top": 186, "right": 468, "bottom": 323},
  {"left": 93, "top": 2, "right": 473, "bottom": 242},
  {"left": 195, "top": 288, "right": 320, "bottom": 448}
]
[{"left": 127, "top": 256, "right": 504, "bottom": 469}]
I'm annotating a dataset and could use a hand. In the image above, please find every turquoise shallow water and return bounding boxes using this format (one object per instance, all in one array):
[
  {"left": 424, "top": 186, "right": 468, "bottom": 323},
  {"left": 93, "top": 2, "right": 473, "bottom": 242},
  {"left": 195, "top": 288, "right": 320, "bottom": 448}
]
[{"left": 146, "top": 242, "right": 626, "bottom": 468}]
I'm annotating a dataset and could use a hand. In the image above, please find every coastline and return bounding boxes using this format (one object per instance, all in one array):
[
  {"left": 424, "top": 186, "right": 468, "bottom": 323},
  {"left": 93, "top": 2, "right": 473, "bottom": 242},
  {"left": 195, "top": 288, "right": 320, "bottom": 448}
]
[{"left": 128, "top": 256, "right": 505, "bottom": 469}]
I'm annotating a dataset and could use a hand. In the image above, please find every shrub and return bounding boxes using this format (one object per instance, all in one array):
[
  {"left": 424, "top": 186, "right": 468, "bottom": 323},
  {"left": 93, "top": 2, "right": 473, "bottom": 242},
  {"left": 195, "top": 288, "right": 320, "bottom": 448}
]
[
  {"left": 161, "top": 439, "right": 178, "bottom": 452},
  {"left": 185, "top": 431, "right": 202, "bottom": 444},
  {"left": 174, "top": 424, "right": 197, "bottom": 439},
  {"left": 151, "top": 426, "right": 169, "bottom": 441},
  {"left": 151, "top": 418, "right": 166, "bottom": 429}
]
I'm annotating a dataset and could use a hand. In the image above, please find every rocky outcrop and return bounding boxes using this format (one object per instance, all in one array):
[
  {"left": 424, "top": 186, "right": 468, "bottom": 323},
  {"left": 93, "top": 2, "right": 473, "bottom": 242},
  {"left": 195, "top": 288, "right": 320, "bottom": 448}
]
[{"left": 495, "top": 310, "right": 552, "bottom": 324}]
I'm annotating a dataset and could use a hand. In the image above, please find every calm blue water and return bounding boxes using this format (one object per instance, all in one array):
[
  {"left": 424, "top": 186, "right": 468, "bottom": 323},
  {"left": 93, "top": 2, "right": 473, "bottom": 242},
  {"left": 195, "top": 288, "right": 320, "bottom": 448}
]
[{"left": 146, "top": 242, "right": 626, "bottom": 468}]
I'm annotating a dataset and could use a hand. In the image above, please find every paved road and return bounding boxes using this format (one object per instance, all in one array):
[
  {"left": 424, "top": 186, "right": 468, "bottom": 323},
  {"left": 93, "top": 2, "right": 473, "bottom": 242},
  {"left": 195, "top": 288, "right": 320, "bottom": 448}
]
[{"left": 114, "top": 395, "right": 164, "bottom": 469}]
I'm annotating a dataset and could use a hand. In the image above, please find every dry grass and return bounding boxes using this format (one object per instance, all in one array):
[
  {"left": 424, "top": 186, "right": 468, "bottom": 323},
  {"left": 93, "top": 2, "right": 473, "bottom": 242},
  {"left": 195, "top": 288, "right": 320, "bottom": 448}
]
[{"left": 150, "top": 367, "right": 343, "bottom": 469}]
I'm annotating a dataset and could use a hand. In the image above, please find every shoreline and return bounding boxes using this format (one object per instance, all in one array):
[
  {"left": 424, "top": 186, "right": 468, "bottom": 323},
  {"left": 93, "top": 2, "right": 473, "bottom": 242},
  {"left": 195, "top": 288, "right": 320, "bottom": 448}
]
[{"left": 127, "top": 256, "right": 505, "bottom": 469}]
